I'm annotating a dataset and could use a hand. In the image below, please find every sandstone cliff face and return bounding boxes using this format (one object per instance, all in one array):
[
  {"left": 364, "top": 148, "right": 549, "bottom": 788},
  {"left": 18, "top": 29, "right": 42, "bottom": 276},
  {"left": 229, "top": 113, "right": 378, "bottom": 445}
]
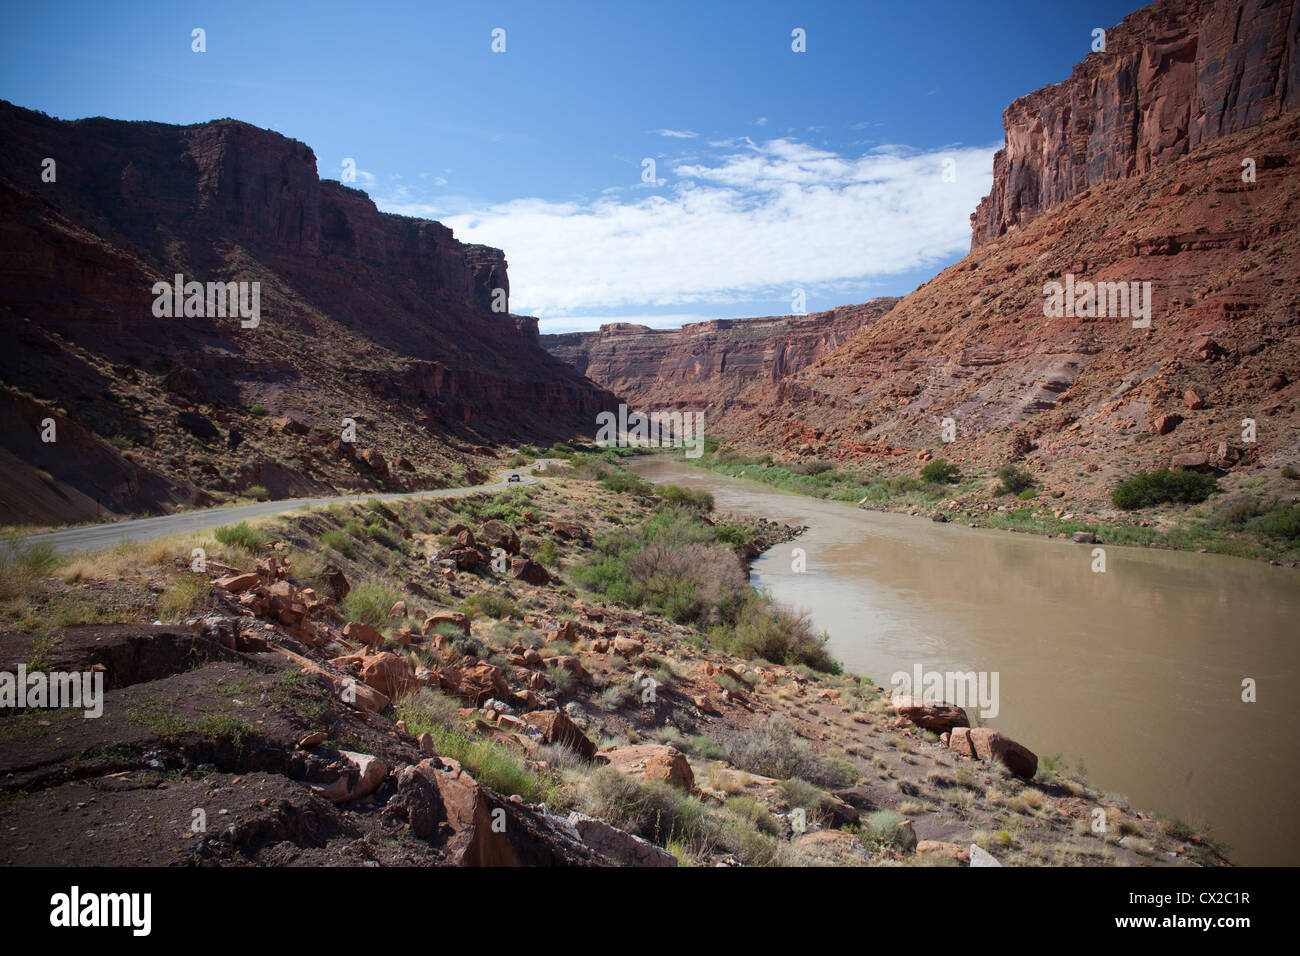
[
  {"left": 735, "top": 112, "right": 1300, "bottom": 504},
  {"left": 970, "top": 0, "right": 1300, "bottom": 249},
  {"left": 541, "top": 301, "right": 897, "bottom": 420},
  {"left": 0, "top": 101, "right": 614, "bottom": 523},
  {"left": 727, "top": 0, "right": 1300, "bottom": 505}
]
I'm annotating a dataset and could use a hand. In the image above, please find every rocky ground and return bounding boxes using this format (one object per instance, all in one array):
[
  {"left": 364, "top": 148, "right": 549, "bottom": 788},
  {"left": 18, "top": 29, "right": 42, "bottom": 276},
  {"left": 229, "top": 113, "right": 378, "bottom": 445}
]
[{"left": 0, "top": 466, "right": 1228, "bottom": 866}]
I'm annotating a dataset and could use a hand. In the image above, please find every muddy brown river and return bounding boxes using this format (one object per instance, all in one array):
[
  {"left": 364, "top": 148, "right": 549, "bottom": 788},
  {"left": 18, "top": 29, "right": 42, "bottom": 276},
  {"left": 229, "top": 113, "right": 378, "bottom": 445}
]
[{"left": 630, "top": 456, "right": 1299, "bottom": 865}]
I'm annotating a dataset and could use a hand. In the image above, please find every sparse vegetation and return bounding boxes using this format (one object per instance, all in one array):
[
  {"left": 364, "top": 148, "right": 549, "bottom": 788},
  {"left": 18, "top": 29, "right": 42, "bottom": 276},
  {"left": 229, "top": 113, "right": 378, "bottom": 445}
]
[
  {"left": 920, "top": 460, "right": 961, "bottom": 484},
  {"left": 213, "top": 521, "right": 261, "bottom": 553},
  {"left": 1112, "top": 469, "right": 1218, "bottom": 509}
]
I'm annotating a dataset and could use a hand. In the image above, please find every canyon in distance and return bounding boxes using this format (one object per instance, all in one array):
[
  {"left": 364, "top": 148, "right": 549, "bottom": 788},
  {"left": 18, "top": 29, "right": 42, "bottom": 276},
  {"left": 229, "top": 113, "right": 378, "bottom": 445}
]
[{"left": 1, "top": 0, "right": 1297, "bottom": 876}]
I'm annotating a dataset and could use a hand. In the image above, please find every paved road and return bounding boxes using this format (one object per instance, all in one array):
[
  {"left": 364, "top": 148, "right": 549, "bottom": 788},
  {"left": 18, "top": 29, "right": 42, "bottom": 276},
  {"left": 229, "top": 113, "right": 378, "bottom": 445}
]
[{"left": 23, "top": 460, "right": 557, "bottom": 556}]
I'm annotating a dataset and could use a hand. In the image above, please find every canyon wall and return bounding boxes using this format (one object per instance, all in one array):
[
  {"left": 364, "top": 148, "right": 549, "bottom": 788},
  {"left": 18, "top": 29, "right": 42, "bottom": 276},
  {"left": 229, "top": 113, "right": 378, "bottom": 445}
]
[
  {"left": 541, "top": 300, "right": 897, "bottom": 420},
  {"left": 726, "top": 0, "right": 1300, "bottom": 504},
  {"left": 970, "top": 0, "right": 1300, "bottom": 249},
  {"left": 0, "top": 100, "right": 615, "bottom": 523}
]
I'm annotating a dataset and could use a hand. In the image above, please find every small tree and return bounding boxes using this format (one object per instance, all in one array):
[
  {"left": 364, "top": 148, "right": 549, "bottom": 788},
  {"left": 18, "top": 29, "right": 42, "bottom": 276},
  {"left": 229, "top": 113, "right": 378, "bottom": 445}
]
[
  {"left": 995, "top": 465, "right": 1034, "bottom": 495},
  {"left": 920, "top": 460, "right": 961, "bottom": 484}
]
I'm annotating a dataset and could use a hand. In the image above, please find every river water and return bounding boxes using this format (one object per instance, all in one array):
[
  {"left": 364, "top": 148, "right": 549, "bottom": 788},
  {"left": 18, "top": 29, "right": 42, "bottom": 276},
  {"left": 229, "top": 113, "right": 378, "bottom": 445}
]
[{"left": 629, "top": 456, "right": 1299, "bottom": 865}]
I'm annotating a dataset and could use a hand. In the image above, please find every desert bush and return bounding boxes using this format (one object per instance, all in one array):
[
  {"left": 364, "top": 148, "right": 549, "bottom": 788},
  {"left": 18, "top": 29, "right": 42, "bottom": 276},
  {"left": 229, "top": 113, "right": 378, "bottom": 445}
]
[
  {"left": 156, "top": 575, "right": 209, "bottom": 621},
  {"left": 789, "top": 460, "right": 834, "bottom": 476},
  {"left": 461, "top": 592, "right": 522, "bottom": 620},
  {"left": 996, "top": 465, "right": 1034, "bottom": 495},
  {"left": 658, "top": 484, "right": 714, "bottom": 513},
  {"left": 920, "top": 460, "right": 960, "bottom": 484},
  {"left": 1246, "top": 502, "right": 1300, "bottom": 542},
  {"left": 341, "top": 580, "right": 401, "bottom": 626},
  {"left": 1112, "top": 470, "right": 1218, "bottom": 509},
  {"left": 213, "top": 521, "right": 261, "bottom": 552},
  {"left": 320, "top": 529, "right": 354, "bottom": 558},
  {"left": 601, "top": 470, "right": 654, "bottom": 497},
  {"left": 724, "top": 714, "right": 857, "bottom": 788},
  {"left": 725, "top": 600, "right": 838, "bottom": 673},
  {"left": 245, "top": 484, "right": 270, "bottom": 501},
  {"left": 861, "top": 810, "right": 912, "bottom": 849},
  {"left": 0, "top": 536, "right": 60, "bottom": 601}
]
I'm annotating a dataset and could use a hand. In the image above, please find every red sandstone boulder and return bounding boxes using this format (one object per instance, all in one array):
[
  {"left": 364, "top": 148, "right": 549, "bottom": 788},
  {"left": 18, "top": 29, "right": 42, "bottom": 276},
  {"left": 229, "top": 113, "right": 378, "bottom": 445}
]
[
  {"left": 509, "top": 558, "right": 550, "bottom": 586},
  {"left": 422, "top": 610, "right": 471, "bottom": 636},
  {"left": 948, "top": 727, "right": 1038, "bottom": 779},
  {"left": 596, "top": 744, "right": 694, "bottom": 790},
  {"left": 360, "top": 651, "right": 417, "bottom": 699},
  {"left": 890, "top": 694, "right": 971, "bottom": 732},
  {"left": 479, "top": 520, "right": 521, "bottom": 555},
  {"left": 522, "top": 709, "right": 596, "bottom": 759},
  {"left": 342, "top": 621, "right": 382, "bottom": 647}
]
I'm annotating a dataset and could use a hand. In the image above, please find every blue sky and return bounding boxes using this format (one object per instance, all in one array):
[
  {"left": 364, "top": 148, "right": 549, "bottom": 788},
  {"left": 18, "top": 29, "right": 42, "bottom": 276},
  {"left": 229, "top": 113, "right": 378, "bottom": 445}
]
[{"left": 1, "top": 0, "right": 1143, "bottom": 332}]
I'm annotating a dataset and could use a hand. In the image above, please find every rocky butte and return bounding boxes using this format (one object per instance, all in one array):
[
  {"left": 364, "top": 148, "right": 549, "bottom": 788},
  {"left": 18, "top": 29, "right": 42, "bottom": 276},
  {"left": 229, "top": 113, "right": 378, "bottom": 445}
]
[{"left": 0, "top": 101, "right": 617, "bottom": 525}]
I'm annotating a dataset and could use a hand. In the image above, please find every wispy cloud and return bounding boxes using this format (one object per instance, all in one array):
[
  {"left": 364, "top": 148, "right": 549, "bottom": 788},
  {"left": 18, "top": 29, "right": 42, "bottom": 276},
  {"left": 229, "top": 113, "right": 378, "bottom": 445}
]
[
  {"left": 377, "top": 136, "right": 996, "bottom": 324},
  {"left": 651, "top": 128, "right": 699, "bottom": 138}
]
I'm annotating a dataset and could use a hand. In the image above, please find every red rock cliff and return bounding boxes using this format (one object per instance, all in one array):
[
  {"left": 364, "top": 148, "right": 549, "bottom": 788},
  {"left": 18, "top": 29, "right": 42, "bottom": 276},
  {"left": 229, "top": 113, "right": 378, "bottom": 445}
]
[
  {"left": 0, "top": 100, "right": 614, "bottom": 523},
  {"left": 971, "top": 0, "right": 1300, "bottom": 249},
  {"left": 541, "top": 300, "right": 897, "bottom": 420}
]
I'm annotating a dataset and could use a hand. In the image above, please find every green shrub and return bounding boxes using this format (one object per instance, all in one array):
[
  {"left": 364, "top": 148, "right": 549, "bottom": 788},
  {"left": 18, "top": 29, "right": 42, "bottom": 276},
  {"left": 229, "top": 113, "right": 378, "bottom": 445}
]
[
  {"left": 659, "top": 484, "right": 714, "bottom": 513},
  {"left": 341, "top": 580, "right": 401, "bottom": 626},
  {"left": 920, "top": 460, "right": 960, "bottom": 484},
  {"left": 724, "top": 714, "right": 857, "bottom": 788},
  {"left": 725, "top": 600, "right": 839, "bottom": 673},
  {"left": 1207, "top": 495, "right": 1267, "bottom": 529},
  {"left": 996, "top": 465, "right": 1034, "bottom": 495},
  {"left": 1246, "top": 503, "right": 1300, "bottom": 542},
  {"left": 396, "top": 690, "right": 549, "bottom": 801},
  {"left": 602, "top": 470, "right": 654, "bottom": 497},
  {"left": 1283, "top": 466, "right": 1298, "bottom": 480},
  {"left": 789, "top": 460, "right": 834, "bottom": 476},
  {"left": 320, "top": 529, "right": 354, "bottom": 558},
  {"left": 533, "top": 538, "right": 560, "bottom": 568},
  {"left": 1017, "top": 488, "right": 1037, "bottom": 500},
  {"left": 1112, "top": 470, "right": 1218, "bottom": 509},
  {"left": 249, "top": 404, "right": 268, "bottom": 416},
  {"left": 0, "top": 536, "right": 61, "bottom": 601},
  {"left": 461, "top": 592, "right": 522, "bottom": 620},
  {"left": 861, "top": 810, "right": 912, "bottom": 849},
  {"left": 364, "top": 522, "right": 399, "bottom": 550},
  {"left": 245, "top": 484, "right": 270, "bottom": 501},
  {"left": 214, "top": 521, "right": 261, "bottom": 552}
]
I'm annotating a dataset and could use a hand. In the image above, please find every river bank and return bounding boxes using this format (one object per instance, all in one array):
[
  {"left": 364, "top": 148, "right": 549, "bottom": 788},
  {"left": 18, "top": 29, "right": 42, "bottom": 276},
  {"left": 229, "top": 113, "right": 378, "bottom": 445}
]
[
  {"left": 0, "top": 460, "right": 1226, "bottom": 867},
  {"left": 674, "top": 445, "right": 1300, "bottom": 567},
  {"left": 627, "top": 454, "right": 1297, "bottom": 866}
]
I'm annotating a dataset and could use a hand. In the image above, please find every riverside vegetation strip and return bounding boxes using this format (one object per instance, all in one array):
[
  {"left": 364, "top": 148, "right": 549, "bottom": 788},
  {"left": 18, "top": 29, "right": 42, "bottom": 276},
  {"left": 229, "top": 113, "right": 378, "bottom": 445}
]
[
  {"left": 0, "top": 449, "right": 1227, "bottom": 866},
  {"left": 678, "top": 440, "right": 1300, "bottom": 566}
]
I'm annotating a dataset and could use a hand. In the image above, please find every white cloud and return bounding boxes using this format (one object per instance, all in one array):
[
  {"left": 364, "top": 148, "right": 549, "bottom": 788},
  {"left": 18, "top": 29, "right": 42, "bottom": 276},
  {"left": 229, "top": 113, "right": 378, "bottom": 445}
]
[
  {"left": 651, "top": 128, "right": 698, "bottom": 138},
  {"left": 379, "top": 137, "right": 997, "bottom": 319}
]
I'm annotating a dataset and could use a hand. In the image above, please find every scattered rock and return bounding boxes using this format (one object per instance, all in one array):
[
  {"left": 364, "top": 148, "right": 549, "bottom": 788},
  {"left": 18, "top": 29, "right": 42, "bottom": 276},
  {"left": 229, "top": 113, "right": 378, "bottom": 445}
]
[
  {"left": 521, "top": 710, "right": 596, "bottom": 759},
  {"left": 948, "top": 727, "right": 1038, "bottom": 779},
  {"left": 596, "top": 745, "right": 694, "bottom": 790},
  {"left": 890, "top": 694, "right": 970, "bottom": 732}
]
